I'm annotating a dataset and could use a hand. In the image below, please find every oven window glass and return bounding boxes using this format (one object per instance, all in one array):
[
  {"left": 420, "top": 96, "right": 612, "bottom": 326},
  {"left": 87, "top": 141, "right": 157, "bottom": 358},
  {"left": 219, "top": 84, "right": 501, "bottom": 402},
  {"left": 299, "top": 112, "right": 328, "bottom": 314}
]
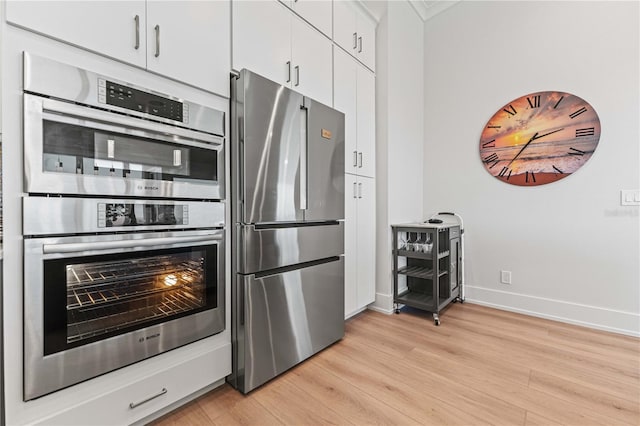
[
  {"left": 42, "top": 121, "right": 217, "bottom": 184},
  {"left": 43, "top": 245, "right": 218, "bottom": 355}
]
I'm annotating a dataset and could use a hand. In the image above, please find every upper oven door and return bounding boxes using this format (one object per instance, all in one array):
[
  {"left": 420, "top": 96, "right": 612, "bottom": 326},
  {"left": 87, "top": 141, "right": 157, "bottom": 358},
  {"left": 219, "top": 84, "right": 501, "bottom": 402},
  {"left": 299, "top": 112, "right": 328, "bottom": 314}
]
[{"left": 24, "top": 94, "right": 225, "bottom": 199}]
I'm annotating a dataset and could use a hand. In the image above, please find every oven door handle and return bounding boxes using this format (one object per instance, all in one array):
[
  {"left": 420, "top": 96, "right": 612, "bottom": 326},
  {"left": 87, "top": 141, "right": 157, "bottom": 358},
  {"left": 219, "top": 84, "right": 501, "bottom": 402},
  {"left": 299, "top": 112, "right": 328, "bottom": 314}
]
[
  {"left": 40, "top": 97, "right": 223, "bottom": 146},
  {"left": 43, "top": 234, "right": 219, "bottom": 255}
]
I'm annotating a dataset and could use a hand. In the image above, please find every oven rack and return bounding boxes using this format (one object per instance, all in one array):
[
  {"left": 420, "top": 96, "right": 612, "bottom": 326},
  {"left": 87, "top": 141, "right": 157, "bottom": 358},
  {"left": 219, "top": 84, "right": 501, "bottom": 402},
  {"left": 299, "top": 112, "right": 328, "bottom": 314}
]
[
  {"left": 67, "top": 289, "right": 203, "bottom": 343},
  {"left": 66, "top": 258, "right": 203, "bottom": 310},
  {"left": 66, "top": 256, "right": 203, "bottom": 289}
]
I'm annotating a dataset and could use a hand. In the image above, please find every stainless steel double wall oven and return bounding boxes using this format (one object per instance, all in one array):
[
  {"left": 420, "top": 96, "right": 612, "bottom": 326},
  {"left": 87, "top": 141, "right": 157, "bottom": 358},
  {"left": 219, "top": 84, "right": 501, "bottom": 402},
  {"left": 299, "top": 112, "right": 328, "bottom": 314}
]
[{"left": 22, "top": 53, "right": 226, "bottom": 400}]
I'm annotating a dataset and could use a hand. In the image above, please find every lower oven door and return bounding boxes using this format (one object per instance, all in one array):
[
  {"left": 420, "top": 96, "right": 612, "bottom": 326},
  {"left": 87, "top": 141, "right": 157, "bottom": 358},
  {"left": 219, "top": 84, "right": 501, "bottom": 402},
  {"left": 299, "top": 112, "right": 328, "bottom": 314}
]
[{"left": 24, "top": 229, "right": 224, "bottom": 400}]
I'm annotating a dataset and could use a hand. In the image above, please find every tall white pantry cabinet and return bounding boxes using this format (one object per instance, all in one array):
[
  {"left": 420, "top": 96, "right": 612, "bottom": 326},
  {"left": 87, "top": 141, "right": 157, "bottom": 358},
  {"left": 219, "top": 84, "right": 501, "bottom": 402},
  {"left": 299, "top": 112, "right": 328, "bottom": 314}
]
[{"left": 333, "top": 22, "right": 377, "bottom": 318}]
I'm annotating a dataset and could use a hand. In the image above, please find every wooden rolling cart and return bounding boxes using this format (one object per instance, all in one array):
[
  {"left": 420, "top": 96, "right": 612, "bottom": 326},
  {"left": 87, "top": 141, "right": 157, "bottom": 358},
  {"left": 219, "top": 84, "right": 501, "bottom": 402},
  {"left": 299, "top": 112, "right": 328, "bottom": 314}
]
[{"left": 392, "top": 220, "right": 463, "bottom": 325}]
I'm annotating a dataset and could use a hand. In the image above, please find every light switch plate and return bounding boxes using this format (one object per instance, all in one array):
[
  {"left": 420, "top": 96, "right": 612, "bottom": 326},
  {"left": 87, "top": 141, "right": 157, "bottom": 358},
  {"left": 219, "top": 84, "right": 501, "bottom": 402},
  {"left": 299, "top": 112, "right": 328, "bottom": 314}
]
[{"left": 620, "top": 189, "right": 640, "bottom": 206}]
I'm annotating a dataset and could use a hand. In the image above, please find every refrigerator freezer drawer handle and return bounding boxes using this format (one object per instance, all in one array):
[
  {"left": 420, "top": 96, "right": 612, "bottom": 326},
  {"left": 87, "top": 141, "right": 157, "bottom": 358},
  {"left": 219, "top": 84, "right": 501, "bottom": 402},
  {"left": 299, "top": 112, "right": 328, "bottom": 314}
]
[
  {"left": 300, "top": 105, "right": 308, "bottom": 210},
  {"left": 353, "top": 182, "right": 357, "bottom": 198},
  {"left": 358, "top": 182, "right": 362, "bottom": 198}
]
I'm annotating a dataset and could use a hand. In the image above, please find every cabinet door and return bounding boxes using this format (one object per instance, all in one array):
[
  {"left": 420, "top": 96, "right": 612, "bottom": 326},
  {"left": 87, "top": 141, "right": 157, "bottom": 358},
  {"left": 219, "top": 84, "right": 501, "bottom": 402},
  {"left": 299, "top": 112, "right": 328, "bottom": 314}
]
[
  {"left": 356, "top": 176, "right": 376, "bottom": 307},
  {"left": 356, "top": 65, "right": 376, "bottom": 178},
  {"left": 333, "top": 0, "right": 357, "bottom": 55},
  {"left": 356, "top": 12, "right": 376, "bottom": 71},
  {"left": 333, "top": 48, "right": 358, "bottom": 175},
  {"left": 291, "top": 16, "right": 332, "bottom": 106},
  {"left": 344, "top": 175, "right": 358, "bottom": 318},
  {"left": 6, "top": 1, "right": 146, "bottom": 68},
  {"left": 292, "top": 0, "right": 332, "bottom": 37},
  {"left": 233, "top": 0, "right": 291, "bottom": 87},
  {"left": 147, "top": 0, "right": 230, "bottom": 96}
]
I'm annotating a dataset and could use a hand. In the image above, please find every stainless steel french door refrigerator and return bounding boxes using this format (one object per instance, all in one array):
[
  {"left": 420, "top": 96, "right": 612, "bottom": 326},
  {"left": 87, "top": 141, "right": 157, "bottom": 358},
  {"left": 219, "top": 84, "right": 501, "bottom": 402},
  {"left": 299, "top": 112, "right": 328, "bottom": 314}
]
[{"left": 229, "top": 70, "right": 345, "bottom": 393}]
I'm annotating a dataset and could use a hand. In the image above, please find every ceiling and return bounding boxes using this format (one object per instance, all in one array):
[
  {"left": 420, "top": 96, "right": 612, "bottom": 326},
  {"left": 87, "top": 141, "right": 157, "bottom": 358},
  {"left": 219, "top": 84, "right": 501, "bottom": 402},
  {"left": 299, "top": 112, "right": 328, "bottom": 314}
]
[{"left": 361, "top": 0, "right": 459, "bottom": 22}]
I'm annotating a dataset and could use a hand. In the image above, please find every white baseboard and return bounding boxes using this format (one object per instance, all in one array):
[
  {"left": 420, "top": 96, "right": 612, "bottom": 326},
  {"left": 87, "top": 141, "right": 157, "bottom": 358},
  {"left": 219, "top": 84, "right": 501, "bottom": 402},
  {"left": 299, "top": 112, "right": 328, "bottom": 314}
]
[
  {"left": 465, "top": 285, "right": 640, "bottom": 337},
  {"left": 369, "top": 292, "right": 395, "bottom": 315}
]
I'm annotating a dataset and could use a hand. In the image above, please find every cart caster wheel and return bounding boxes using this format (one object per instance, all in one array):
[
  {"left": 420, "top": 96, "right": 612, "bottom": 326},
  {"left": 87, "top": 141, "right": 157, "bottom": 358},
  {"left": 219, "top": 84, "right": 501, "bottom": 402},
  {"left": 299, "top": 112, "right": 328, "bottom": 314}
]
[
  {"left": 434, "top": 318, "right": 440, "bottom": 326},
  {"left": 394, "top": 309, "right": 400, "bottom": 314}
]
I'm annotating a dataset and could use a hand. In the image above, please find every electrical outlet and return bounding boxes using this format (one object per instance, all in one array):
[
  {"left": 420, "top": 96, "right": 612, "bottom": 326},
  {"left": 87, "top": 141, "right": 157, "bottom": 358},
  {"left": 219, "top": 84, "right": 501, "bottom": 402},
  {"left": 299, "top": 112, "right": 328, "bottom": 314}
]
[
  {"left": 500, "top": 270, "right": 512, "bottom": 285},
  {"left": 620, "top": 189, "right": 640, "bottom": 206}
]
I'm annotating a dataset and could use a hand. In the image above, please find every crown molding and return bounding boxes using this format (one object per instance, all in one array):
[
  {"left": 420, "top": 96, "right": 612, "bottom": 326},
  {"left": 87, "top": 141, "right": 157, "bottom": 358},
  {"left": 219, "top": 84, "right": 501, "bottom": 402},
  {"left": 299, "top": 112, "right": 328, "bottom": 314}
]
[{"left": 409, "top": 0, "right": 460, "bottom": 21}]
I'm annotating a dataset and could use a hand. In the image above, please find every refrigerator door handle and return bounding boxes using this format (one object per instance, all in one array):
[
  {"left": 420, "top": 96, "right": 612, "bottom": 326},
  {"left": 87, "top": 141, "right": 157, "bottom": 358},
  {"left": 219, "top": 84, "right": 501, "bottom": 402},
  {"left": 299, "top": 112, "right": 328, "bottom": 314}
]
[{"left": 300, "top": 104, "right": 308, "bottom": 210}]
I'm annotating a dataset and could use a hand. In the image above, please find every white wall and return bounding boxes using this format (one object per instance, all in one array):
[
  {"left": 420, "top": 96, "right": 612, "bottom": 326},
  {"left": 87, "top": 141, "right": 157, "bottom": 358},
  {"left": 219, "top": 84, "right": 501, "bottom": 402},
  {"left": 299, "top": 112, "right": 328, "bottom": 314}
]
[
  {"left": 423, "top": 1, "right": 639, "bottom": 335},
  {"left": 374, "top": 1, "right": 424, "bottom": 312}
]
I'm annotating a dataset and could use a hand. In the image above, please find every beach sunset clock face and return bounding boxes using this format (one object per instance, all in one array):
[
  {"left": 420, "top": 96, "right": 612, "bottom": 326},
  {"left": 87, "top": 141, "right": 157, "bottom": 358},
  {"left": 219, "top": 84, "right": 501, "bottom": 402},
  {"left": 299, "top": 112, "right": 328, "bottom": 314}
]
[{"left": 480, "top": 91, "right": 601, "bottom": 186}]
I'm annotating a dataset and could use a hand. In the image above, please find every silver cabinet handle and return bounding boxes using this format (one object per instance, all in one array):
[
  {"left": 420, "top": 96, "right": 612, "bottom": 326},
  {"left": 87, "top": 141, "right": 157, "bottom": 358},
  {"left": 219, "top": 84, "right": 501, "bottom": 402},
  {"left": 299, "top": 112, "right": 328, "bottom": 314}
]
[
  {"left": 358, "top": 152, "right": 363, "bottom": 168},
  {"left": 353, "top": 150, "right": 358, "bottom": 167},
  {"left": 134, "top": 15, "right": 140, "bottom": 50},
  {"left": 358, "top": 36, "right": 363, "bottom": 53},
  {"left": 294, "top": 65, "right": 300, "bottom": 86},
  {"left": 353, "top": 32, "right": 357, "bottom": 49},
  {"left": 286, "top": 61, "right": 291, "bottom": 83},
  {"left": 129, "top": 388, "right": 167, "bottom": 409},
  {"left": 353, "top": 182, "right": 357, "bottom": 198},
  {"left": 358, "top": 182, "right": 362, "bottom": 199},
  {"left": 154, "top": 24, "right": 160, "bottom": 57}
]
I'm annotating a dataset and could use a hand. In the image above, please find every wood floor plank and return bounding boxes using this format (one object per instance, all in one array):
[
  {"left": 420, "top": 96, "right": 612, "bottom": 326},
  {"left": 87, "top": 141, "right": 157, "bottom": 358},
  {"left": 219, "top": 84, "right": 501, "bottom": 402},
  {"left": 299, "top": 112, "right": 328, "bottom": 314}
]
[
  {"left": 197, "top": 385, "right": 283, "bottom": 426},
  {"left": 251, "top": 371, "right": 350, "bottom": 425},
  {"left": 151, "top": 303, "right": 640, "bottom": 426},
  {"left": 286, "top": 359, "right": 422, "bottom": 425},
  {"left": 528, "top": 369, "right": 640, "bottom": 425},
  {"left": 327, "top": 335, "right": 527, "bottom": 425}
]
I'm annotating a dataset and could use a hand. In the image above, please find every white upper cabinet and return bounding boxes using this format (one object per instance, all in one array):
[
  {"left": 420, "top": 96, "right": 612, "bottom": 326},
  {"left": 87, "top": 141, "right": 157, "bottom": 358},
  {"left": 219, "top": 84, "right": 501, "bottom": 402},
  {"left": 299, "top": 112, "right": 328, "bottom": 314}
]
[
  {"left": 291, "top": 17, "right": 332, "bottom": 106},
  {"left": 334, "top": 47, "right": 375, "bottom": 178},
  {"left": 333, "top": 0, "right": 376, "bottom": 71},
  {"left": 6, "top": 0, "right": 230, "bottom": 96},
  {"left": 6, "top": 1, "right": 147, "bottom": 67},
  {"left": 281, "top": 0, "right": 332, "bottom": 38},
  {"left": 146, "top": 1, "right": 230, "bottom": 96},
  {"left": 233, "top": 1, "right": 332, "bottom": 106}
]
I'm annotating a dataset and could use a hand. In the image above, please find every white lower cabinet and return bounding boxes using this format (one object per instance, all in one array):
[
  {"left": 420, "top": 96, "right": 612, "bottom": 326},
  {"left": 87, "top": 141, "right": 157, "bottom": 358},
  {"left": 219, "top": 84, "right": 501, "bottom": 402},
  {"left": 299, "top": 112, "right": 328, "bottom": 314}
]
[
  {"left": 35, "top": 342, "right": 231, "bottom": 426},
  {"left": 345, "top": 174, "right": 376, "bottom": 318}
]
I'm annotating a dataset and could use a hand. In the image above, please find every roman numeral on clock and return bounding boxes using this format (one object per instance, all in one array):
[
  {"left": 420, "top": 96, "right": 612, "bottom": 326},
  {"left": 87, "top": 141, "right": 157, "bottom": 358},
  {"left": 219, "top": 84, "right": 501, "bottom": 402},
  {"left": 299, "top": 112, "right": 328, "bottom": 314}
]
[
  {"left": 569, "top": 107, "right": 587, "bottom": 119},
  {"left": 552, "top": 165, "right": 563, "bottom": 174},
  {"left": 503, "top": 104, "right": 517, "bottom": 116},
  {"left": 482, "top": 139, "right": 496, "bottom": 148},
  {"left": 484, "top": 153, "right": 498, "bottom": 163},
  {"left": 525, "top": 171, "right": 536, "bottom": 183},
  {"left": 553, "top": 96, "right": 564, "bottom": 109},
  {"left": 498, "top": 167, "right": 512, "bottom": 179},
  {"left": 487, "top": 125, "right": 501, "bottom": 131},
  {"left": 576, "top": 127, "right": 595, "bottom": 137},
  {"left": 527, "top": 95, "right": 541, "bottom": 109},
  {"left": 568, "top": 147, "right": 586, "bottom": 156}
]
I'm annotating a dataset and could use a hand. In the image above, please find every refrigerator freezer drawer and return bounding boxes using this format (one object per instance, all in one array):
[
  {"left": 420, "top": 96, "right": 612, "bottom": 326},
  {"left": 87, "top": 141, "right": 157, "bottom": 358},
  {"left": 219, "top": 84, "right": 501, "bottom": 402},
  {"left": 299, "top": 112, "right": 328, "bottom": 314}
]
[
  {"left": 238, "top": 221, "right": 344, "bottom": 274},
  {"left": 236, "top": 257, "right": 344, "bottom": 393}
]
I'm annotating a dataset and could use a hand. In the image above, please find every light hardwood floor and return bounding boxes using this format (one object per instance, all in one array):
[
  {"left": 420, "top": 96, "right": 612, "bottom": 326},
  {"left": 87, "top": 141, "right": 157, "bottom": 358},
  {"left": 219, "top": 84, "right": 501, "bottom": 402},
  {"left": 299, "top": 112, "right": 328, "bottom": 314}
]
[{"left": 151, "top": 303, "right": 640, "bottom": 425}]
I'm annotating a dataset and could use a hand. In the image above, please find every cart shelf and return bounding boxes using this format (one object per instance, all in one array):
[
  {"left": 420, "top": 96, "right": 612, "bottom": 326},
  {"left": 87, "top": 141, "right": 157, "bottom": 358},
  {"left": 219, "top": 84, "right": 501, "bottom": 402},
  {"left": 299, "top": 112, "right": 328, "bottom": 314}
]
[{"left": 395, "top": 265, "right": 447, "bottom": 280}]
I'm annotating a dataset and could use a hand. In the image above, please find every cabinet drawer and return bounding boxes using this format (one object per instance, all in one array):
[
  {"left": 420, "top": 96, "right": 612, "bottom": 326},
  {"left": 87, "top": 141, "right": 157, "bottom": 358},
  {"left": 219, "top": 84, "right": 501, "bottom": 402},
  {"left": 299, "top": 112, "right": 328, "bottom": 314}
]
[{"left": 36, "top": 342, "right": 231, "bottom": 426}]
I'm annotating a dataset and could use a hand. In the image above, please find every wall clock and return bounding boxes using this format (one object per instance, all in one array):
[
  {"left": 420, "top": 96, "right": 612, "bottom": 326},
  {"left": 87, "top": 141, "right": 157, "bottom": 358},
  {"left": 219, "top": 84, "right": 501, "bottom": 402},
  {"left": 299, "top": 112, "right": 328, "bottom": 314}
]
[{"left": 479, "top": 91, "right": 601, "bottom": 186}]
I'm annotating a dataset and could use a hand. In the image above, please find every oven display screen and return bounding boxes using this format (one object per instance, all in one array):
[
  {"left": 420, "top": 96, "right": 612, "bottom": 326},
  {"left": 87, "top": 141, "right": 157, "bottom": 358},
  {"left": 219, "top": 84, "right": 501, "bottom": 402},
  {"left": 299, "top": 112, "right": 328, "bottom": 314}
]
[
  {"left": 105, "top": 80, "right": 185, "bottom": 122},
  {"left": 98, "top": 203, "right": 188, "bottom": 227}
]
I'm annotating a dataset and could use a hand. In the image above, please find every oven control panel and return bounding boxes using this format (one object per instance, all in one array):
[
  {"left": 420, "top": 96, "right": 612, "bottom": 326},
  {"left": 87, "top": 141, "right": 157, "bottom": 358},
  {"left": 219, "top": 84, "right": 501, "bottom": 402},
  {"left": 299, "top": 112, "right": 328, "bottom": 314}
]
[
  {"left": 98, "top": 203, "right": 189, "bottom": 228},
  {"left": 97, "top": 78, "right": 189, "bottom": 124}
]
